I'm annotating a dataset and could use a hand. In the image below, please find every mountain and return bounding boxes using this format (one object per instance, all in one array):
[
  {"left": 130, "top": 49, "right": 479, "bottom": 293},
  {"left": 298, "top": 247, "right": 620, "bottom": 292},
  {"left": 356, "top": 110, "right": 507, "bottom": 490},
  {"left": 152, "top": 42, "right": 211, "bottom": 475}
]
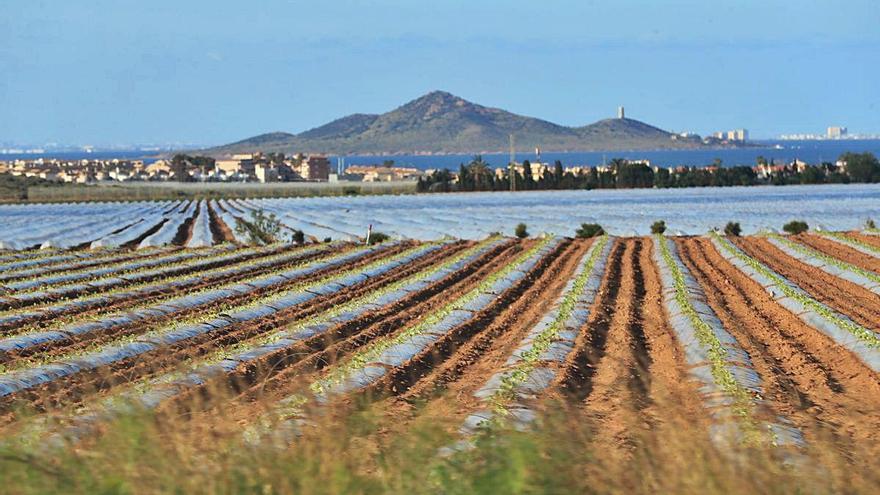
[{"left": 203, "top": 91, "right": 707, "bottom": 155}]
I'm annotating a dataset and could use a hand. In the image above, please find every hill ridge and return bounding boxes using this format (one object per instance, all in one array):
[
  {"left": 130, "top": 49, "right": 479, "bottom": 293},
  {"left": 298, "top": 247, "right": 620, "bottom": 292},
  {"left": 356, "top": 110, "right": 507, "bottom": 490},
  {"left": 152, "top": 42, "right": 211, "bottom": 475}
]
[{"left": 204, "top": 91, "right": 708, "bottom": 155}]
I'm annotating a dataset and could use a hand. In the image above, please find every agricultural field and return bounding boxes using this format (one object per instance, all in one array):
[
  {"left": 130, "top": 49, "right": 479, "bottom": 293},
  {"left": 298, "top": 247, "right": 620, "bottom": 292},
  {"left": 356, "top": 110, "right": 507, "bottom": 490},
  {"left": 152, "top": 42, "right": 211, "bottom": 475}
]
[
  {"left": 4, "top": 184, "right": 880, "bottom": 249},
  {"left": 0, "top": 228, "right": 879, "bottom": 493}
]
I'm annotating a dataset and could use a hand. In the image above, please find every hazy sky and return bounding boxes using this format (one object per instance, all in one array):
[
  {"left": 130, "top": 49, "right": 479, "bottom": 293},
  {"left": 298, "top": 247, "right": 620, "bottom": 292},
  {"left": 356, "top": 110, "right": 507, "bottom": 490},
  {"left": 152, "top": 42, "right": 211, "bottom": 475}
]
[{"left": 2, "top": 0, "right": 878, "bottom": 145}]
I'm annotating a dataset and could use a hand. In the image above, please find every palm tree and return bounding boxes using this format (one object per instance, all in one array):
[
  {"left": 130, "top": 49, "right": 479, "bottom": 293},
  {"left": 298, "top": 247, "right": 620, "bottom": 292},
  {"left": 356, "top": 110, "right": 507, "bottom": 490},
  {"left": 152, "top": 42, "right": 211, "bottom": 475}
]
[{"left": 468, "top": 155, "right": 492, "bottom": 190}]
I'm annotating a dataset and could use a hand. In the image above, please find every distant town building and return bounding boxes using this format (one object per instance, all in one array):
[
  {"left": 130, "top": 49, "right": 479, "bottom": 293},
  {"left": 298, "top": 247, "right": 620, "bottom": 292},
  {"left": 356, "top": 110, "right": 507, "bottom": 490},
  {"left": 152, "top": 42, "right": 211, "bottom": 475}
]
[
  {"left": 827, "top": 126, "right": 847, "bottom": 139},
  {"left": 299, "top": 156, "right": 330, "bottom": 181},
  {"left": 254, "top": 163, "right": 279, "bottom": 183},
  {"left": 713, "top": 128, "right": 749, "bottom": 142}
]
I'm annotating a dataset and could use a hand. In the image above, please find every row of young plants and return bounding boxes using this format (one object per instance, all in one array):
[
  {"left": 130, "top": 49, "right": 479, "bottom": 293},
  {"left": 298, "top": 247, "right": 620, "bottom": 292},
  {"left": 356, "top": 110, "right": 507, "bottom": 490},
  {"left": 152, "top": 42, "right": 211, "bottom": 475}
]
[
  {"left": 656, "top": 235, "right": 802, "bottom": 446},
  {"left": 241, "top": 237, "right": 558, "bottom": 442},
  {"left": 765, "top": 233, "right": 880, "bottom": 294},
  {"left": 51, "top": 237, "right": 510, "bottom": 440},
  {"left": 0, "top": 241, "right": 407, "bottom": 373},
  {"left": 0, "top": 246, "right": 176, "bottom": 284},
  {"left": 460, "top": 236, "right": 612, "bottom": 437},
  {"left": 817, "top": 231, "right": 880, "bottom": 258},
  {"left": 0, "top": 243, "right": 238, "bottom": 294},
  {"left": 709, "top": 232, "right": 880, "bottom": 372},
  {"left": 310, "top": 236, "right": 561, "bottom": 400},
  {"left": 0, "top": 242, "right": 438, "bottom": 398},
  {"left": 0, "top": 244, "right": 342, "bottom": 356},
  {"left": 0, "top": 243, "right": 268, "bottom": 309},
  {"left": 0, "top": 244, "right": 299, "bottom": 331},
  {"left": 0, "top": 247, "right": 131, "bottom": 273}
]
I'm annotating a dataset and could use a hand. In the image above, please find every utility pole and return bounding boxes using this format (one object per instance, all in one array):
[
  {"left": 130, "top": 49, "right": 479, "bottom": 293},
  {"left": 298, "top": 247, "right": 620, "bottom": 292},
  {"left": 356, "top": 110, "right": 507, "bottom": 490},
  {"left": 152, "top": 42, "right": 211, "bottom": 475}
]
[{"left": 509, "top": 134, "right": 516, "bottom": 192}]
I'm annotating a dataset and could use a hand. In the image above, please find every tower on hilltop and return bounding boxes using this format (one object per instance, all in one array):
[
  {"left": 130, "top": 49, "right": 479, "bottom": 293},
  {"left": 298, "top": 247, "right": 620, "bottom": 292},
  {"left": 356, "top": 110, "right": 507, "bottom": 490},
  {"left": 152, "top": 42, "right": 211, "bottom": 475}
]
[{"left": 618, "top": 106, "right": 625, "bottom": 119}]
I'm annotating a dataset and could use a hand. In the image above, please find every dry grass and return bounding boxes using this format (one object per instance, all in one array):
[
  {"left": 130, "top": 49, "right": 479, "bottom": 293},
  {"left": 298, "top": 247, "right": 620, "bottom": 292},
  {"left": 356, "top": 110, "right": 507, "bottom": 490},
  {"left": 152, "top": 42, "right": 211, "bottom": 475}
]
[{"left": 1, "top": 385, "right": 878, "bottom": 495}]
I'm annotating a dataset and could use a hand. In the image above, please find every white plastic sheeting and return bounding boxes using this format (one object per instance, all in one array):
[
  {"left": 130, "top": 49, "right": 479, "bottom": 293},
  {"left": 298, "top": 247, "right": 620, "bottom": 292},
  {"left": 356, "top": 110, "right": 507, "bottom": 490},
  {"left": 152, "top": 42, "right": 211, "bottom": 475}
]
[
  {"left": 186, "top": 201, "right": 214, "bottom": 248},
  {"left": 138, "top": 200, "right": 198, "bottom": 248}
]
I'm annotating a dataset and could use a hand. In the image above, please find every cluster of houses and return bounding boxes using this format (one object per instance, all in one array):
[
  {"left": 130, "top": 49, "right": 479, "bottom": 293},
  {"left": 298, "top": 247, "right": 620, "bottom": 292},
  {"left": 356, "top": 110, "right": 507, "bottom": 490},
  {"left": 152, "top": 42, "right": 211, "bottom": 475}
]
[
  {"left": 0, "top": 153, "right": 334, "bottom": 184},
  {"left": 1, "top": 152, "right": 850, "bottom": 186}
]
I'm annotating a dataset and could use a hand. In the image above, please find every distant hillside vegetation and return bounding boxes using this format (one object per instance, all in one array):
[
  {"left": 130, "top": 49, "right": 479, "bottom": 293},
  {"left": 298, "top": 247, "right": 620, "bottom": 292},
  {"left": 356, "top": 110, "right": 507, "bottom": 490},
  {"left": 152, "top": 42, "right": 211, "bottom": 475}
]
[{"left": 203, "top": 91, "right": 708, "bottom": 155}]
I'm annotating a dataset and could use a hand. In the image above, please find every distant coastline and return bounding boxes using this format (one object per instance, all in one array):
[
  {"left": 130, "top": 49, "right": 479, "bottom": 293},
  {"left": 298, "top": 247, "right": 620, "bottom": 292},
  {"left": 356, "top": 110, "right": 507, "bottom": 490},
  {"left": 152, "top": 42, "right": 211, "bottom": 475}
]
[{"left": 4, "top": 140, "right": 880, "bottom": 170}]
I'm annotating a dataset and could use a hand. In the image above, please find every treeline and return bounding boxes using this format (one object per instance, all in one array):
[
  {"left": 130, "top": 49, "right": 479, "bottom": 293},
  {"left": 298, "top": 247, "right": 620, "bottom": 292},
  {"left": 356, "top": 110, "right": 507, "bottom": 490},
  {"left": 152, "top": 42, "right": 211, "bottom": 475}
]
[
  {"left": 417, "top": 152, "right": 880, "bottom": 193},
  {"left": 0, "top": 174, "right": 65, "bottom": 202}
]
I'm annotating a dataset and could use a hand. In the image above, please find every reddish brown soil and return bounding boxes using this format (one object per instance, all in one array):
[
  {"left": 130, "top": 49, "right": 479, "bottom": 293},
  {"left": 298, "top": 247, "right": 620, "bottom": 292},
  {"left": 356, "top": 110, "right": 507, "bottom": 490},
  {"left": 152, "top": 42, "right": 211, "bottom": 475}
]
[
  {"left": 206, "top": 201, "right": 236, "bottom": 244},
  {"left": 0, "top": 243, "right": 391, "bottom": 362},
  {"left": 793, "top": 234, "right": 880, "bottom": 274},
  {"left": 847, "top": 232, "right": 880, "bottom": 250},
  {"left": 734, "top": 237, "right": 880, "bottom": 333},
  {"left": 395, "top": 240, "right": 588, "bottom": 406},
  {"left": 0, "top": 245, "right": 300, "bottom": 335},
  {"left": 173, "top": 203, "right": 198, "bottom": 246},
  {"left": 679, "top": 237, "right": 880, "bottom": 446},
  {"left": 165, "top": 240, "right": 525, "bottom": 423},
  {"left": 2, "top": 242, "right": 460, "bottom": 414},
  {"left": 579, "top": 239, "right": 652, "bottom": 449},
  {"left": 554, "top": 238, "right": 708, "bottom": 455},
  {"left": 232, "top": 240, "right": 527, "bottom": 402}
]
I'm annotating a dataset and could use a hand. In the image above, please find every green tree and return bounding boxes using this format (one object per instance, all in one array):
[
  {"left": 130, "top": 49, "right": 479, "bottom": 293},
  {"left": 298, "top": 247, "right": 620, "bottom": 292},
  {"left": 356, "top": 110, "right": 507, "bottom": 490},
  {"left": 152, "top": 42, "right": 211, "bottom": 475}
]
[
  {"left": 467, "top": 155, "right": 493, "bottom": 191},
  {"left": 235, "top": 209, "right": 282, "bottom": 245},
  {"left": 724, "top": 222, "right": 741, "bottom": 237},
  {"left": 575, "top": 223, "right": 605, "bottom": 238},
  {"left": 553, "top": 160, "right": 564, "bottom": 188},
  {"left": 650, "top": 220, "right": 667, "bottom": 234},
  {"left": 515, "top": 223, "right": 529, "bottom": 238},
  {"left": 840, "top": 152, "right": 880, "bottom": 183},
  {"left": 782, "top": 220, "right": 809, "bottom": 235},
  {"left": 522, "top": 160, "right": 535, "bottom": 190}
]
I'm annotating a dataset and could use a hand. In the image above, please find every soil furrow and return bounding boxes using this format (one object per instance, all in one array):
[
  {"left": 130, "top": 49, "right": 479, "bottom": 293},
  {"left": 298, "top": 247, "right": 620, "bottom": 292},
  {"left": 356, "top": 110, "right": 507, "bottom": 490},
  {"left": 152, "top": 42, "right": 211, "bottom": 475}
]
[
  {"left": 557, "top": 239, "right": 624, "bottom": 400},
  {"left": 847, "top": 232, "right": 880, "bottom": 250},
  {"left": 794, "top": 234, "right": 880, "bottom": 274},
  {"left": 206, "top": 201, "right": 236, "bottom": 244},
  {"left": 2, "top": 244, "right": 413, "bottom": 363},
  {"left": 0, "top": 245, "right": 324, "bottom": 336},
  {"left": 392, "top": 239, "right": 588, "bottom": 415},
  {"left": 635, "top": 237, "right": 708, "bottom": 429},
  {"left": 5, "top": 242, "right": 456, "bottom": 415},
  {"left": 580, "top": 239, "right": 652, "bottom": 450},
  {"left": 682, "top": 237, "right": 880, "bottom": 445},
  {"left": 734, "top": 237, "right": 880, "bottom": 332},
  {"left": 158, "top": 241, "right": 518, "bottom": 418}
]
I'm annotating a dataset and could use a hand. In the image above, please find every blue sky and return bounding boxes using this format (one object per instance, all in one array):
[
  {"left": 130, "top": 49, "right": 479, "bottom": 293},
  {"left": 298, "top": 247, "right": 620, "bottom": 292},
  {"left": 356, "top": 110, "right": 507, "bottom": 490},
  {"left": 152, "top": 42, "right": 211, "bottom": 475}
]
[{"left": 1, "top": 0, "right": 878, "bottom": 145}]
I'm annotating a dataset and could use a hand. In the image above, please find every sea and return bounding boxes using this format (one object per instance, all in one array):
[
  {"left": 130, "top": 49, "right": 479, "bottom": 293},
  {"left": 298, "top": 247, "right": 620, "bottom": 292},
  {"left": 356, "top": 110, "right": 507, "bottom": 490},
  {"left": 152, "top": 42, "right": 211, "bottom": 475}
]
[{"left": 2, "top": 139, "right": 879, "bottom": 170}]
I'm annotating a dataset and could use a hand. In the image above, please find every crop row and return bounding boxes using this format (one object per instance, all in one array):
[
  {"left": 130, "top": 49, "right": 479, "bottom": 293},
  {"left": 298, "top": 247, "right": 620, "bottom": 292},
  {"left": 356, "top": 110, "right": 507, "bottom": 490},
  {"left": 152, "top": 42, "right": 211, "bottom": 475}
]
[
  {"left": 766, "top": 234, "right": 880, "bottom": 295},
  {"left": 0, "top": 241, "right": 440, "bottom": 399},
  {"left": 0, "top": 243, "right": 347, "bottom": 359},
  {"left": 58, "top": 237, "right": 510, "bottom": 438},
  {"left": 0, "top": 244, "right": 303, "bottom": 332},
  {"left": 710, "top": 232, "right": 880, "bottom": 371},
  {"left": 461, "top": 235, "right": 613, "bottom": 436},
  {"left": 817, "top": 231, "right": 880, "bottom": 259}
]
